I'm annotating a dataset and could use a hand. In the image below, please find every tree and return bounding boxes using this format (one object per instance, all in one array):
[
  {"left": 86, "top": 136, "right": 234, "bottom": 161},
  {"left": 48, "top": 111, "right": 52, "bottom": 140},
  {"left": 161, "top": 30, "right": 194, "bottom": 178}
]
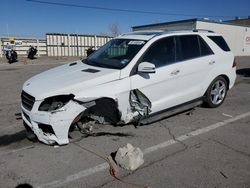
[{"left": 109, "top": 23, "right": 121, "bottom": 37}]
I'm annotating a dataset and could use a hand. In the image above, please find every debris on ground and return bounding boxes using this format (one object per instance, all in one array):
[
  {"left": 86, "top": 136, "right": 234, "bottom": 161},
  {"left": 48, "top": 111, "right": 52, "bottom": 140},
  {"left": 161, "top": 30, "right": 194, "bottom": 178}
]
[
  {"left": 219, "top": 171, "right": 228, "bottom": 179},
  {"left": 76, "top": 121, "right": 94, "bottom": 134},
  {"left": 107, "top": 155, "right": 119, "bottom": 175},
  {"left": 222, "top": 113, "right": 233, "bottom": 118},
  {"left": 73, "top": 143, "right": 148, "bottom": 188},
  {"left": 114, "top": 143, "right": 144, "bottom": 171},
  {"left": 186, "top": 108, "right": 195, "bottom": 116}
]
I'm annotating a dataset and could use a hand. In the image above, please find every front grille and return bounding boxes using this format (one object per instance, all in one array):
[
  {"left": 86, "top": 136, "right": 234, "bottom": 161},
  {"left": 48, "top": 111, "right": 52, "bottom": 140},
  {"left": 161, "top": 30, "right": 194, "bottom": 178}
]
[
  {"left": 21, "top": 91, "right": 35, "bottom": 111},
  {"left": 22, "top": 110, "right": 31, "bottom": 123}
]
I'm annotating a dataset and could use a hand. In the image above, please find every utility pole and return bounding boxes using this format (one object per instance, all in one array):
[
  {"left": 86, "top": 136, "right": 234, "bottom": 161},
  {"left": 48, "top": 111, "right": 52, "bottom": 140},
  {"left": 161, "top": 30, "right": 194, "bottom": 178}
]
[
  {"left": 6, "top": 24, "right": 9, "bottom": 38},
  {"left": 0, "top": 38, "right": 2, "bottom": 58}
]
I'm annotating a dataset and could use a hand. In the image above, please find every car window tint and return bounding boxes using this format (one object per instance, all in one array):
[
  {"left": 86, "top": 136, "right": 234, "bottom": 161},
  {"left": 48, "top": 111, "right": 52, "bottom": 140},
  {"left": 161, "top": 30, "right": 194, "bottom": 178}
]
[
  {"left": 208, "top": 36, "right": 231, "bottom": 51},
  {"left": 178, "top": 35, "right": 200, "bottom": 60},
  {"left": 198, "top": 36, "right": 214, "bottom": 56},
  {"left": 141, "top": 37, "right": 176, "bottom": 68}
]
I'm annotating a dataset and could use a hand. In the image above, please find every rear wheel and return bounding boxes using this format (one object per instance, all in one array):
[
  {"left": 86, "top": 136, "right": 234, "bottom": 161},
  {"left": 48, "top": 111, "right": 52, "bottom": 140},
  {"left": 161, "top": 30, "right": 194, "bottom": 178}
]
[{"left": 204, "top": 76, "right": 228, "bottom": 108}]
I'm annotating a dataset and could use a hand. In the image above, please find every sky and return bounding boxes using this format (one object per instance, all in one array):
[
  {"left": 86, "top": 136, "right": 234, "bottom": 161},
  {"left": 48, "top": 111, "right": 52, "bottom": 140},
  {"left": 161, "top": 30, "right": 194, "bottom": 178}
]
[{"left": 0, "top": 0, "right": 249, "bottom": 37}]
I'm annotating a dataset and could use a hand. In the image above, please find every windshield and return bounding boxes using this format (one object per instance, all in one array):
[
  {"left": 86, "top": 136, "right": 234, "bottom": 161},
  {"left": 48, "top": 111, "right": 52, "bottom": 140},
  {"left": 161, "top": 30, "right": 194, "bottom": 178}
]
[{"left": 82, "top": 39, "right": 146, "bottom": 69}]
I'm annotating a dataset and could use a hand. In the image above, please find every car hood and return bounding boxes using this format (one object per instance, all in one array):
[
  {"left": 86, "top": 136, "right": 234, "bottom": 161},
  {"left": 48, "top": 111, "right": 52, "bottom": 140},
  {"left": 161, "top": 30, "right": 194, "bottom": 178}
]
[{"left": 23, "top": 61, "right": 121, "bottom": 100}]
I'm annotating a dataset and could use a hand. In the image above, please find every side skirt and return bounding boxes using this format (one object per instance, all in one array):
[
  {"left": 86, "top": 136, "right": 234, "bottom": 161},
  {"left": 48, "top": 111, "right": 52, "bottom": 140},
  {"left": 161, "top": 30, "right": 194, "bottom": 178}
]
[{"left": 139, "top": 98, "right": 203, "bottom": 125}]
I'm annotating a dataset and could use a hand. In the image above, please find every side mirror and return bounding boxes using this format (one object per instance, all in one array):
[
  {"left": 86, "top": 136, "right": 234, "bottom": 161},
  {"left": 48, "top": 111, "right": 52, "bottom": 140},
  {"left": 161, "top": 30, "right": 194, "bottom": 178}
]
[{"left": 138, "top": 62, "right": 156, "bottom": 74}]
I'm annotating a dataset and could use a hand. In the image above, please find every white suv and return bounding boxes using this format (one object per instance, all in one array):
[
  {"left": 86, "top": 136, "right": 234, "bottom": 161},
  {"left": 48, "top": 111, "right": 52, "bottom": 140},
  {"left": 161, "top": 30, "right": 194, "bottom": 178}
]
[{"left": 21, "top": 30, "right": 236, "bottom": 145}]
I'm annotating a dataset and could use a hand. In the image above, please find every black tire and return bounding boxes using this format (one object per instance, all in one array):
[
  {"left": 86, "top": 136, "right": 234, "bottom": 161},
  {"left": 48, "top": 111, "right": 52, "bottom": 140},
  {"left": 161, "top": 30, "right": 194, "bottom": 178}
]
[{"left": 203, "top": 76, "right": 228, "bottom": 108}]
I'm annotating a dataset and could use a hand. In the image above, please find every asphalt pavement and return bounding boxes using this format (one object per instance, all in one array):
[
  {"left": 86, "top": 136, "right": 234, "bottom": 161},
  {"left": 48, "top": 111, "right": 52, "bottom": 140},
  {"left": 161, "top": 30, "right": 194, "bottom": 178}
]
[{"left": 0, "top": 56, "right": 249, "bottom": 188}]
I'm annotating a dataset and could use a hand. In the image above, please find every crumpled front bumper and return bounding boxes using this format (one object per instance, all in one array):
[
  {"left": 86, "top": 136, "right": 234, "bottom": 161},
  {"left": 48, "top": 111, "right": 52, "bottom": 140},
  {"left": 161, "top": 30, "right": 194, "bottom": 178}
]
[{"left": 22, "top": 100, "right": 86, "bottom": 145}]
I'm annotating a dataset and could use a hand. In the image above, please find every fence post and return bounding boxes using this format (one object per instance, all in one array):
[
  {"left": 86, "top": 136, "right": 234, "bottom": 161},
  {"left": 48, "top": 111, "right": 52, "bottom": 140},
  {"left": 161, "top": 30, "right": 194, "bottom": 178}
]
[
  {"left": 37, "top": 39, "right": 40, "bottom": 57},
  {"left": 0, "top": 38, "right": 2, "bottom": 58},
  {"left": 94, "top": 35, "right": 97, "bottom": 49},
  {"left": 76, "top": 34, "right": 79, "bottom": 57},
  {"left": 67, "top": 34, "right": 70, "bottom": 56}
]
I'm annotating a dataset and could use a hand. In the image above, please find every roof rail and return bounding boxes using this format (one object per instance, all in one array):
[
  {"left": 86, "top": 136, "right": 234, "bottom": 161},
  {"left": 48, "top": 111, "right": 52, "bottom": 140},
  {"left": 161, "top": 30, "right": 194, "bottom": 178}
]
[{"left": 193, "top": 29, "right": 215, "bottom": 33}]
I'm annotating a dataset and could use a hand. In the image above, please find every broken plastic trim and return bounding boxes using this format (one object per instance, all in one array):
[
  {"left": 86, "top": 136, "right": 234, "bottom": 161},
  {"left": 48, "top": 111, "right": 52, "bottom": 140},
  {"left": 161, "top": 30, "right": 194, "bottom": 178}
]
[
  {"left": 130, "top": 89, "right": 151, "bottom": 116},
  {"left": 38, "top": 94, "right": 75, "bottom": 111}
]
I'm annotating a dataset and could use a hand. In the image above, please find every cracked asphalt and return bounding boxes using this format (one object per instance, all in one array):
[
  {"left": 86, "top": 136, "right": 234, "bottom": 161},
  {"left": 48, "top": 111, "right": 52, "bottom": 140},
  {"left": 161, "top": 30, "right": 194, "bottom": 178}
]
[{"left": 0, "top": 56, "right": 249, "bottom": 188}]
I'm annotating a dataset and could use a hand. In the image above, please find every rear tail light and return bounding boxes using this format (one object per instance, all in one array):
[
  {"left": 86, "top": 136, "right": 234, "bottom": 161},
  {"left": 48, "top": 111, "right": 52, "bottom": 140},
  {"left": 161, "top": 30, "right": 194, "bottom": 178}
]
[{"left": 232, "top": 58, "right": 237, "bottom": 68}]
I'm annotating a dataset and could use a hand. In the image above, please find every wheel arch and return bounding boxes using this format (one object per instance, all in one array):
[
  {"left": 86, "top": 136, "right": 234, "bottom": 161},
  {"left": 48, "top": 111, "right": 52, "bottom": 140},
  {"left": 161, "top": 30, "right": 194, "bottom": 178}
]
[
  {"left": 204, "top": 74, "right": 230, "bottom": 97},
  {"left": 71, "top": 97, "right": 122, "bottom": 125},
  {"left": 219, "top": 74, "right": 230, "bottom": 90}
]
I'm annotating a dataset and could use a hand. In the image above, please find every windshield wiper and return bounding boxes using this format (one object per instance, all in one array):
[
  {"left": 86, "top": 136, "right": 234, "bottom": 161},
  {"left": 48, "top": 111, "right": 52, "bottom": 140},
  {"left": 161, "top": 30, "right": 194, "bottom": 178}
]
[
  {"left": 83, "top": 58, "right": 121, "bottom": 69},
  {"left": 82, "top": 59, "right": 93, "bottom": 65},
  {"left": 82, "top": 59, "right": 108, "bottom": 68}
]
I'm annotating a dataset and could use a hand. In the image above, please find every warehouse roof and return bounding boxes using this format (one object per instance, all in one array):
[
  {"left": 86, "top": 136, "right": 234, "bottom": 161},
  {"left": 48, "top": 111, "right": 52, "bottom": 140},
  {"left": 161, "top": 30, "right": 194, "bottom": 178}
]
[
  {"left": 46, "top": 33, "right": 112, "bottom": 38},
  {"left": 132, "top": 18, "right": 250, "bottom": 30},
  {"left": 226, "top": 17, "right": 250, "bottom": 26}
]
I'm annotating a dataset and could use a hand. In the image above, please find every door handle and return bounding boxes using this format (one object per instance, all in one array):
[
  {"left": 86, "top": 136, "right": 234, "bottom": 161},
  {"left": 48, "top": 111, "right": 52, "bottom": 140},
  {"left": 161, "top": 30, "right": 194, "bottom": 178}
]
[
  {"left": 171, "top": 69, "right": 180, "bottom": 76},
  {"left": 209, "top": 61, "right": 215, "bottom": 65}
]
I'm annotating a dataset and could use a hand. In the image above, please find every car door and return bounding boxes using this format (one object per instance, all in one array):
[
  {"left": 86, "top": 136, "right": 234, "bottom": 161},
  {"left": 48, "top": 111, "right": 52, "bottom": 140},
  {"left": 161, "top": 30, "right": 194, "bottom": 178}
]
[
  {"left": 130, "top": 36, "right": 183, "bottom": 114},
  {"left": 173, "top": 35, "right": 215, "bottom": 103}
]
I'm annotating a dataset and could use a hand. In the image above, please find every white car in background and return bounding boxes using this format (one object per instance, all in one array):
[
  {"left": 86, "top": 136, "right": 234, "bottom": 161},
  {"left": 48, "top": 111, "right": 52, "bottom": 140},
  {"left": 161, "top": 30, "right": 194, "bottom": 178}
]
[{"left": 21, "top": 30, "right": 236, "bottom": 145}]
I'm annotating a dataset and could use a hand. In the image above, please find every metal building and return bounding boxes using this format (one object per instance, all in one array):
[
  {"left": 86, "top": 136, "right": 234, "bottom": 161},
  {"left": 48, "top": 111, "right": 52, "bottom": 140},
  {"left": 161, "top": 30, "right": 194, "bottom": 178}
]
[
  {"left": 46, "top": 33, "right": 112, "bottom": 57},
  {"left": 132, "top": 18, "right": 250, "bottom": 56}
]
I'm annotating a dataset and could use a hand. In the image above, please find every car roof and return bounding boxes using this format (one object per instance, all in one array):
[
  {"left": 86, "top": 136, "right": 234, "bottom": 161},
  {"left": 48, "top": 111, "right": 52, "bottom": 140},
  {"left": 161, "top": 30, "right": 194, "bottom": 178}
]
[
  {"left": 118, "top": 31, "right": 163, "bottom": 40},
  {"left": 117, "top": 29, "right": 219, "bottom": 41}
]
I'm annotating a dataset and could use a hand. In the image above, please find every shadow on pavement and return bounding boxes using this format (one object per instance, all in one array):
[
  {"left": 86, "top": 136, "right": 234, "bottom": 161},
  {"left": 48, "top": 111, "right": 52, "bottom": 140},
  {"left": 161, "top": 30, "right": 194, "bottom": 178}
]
[{"left": 0, "top": 130, "right": 27, "bottom": 146}]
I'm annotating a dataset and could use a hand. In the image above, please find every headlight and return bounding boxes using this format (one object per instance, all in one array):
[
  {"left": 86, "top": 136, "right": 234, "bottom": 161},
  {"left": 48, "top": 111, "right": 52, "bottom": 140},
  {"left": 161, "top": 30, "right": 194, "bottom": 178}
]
[{"left": 39, "top": 94, "right": 74, "bottom": 111}]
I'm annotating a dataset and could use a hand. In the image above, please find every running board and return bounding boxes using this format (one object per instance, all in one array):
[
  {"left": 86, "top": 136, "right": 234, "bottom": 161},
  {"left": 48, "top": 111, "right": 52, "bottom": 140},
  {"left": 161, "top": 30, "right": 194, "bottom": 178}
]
[{"left": 139, "top": 99, "right": 203, "bottom": 125}]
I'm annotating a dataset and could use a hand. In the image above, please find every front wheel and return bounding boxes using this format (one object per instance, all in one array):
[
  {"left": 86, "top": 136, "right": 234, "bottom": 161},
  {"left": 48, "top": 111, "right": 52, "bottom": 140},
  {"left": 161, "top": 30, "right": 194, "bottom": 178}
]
[{"left": 203, "top": 76, "right": 228, "bottom": 108}]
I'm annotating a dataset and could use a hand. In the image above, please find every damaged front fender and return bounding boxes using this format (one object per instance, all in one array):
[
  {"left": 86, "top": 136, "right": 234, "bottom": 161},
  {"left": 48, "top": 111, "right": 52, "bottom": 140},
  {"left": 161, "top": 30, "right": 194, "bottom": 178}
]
[
  {"left": 81, "top": 97, "right": 121, "bottom": 124},
  {"left": 48, "top": 100, "right": 87, "bottom": 145},
  {"left": 25, "top": 100, "right": 87, "bottom": 145}
]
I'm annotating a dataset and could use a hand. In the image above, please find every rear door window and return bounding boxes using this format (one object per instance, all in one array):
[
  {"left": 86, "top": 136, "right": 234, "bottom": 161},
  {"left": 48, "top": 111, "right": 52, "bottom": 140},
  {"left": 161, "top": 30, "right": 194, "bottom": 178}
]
[
  {"left": 178, "top": 35, "right": 200, "bottom": 61},
  {"left": 177, "top": 35, "right": 214, "bottom": 61},
  {"left": 198, "top": 36, "right": 214, "bottom": 56}
]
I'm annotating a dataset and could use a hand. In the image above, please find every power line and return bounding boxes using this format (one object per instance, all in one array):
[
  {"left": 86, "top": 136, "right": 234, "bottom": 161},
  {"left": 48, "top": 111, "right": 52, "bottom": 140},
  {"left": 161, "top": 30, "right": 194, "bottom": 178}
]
[{"left": 26, "top": 0, "right": 239, "bottom": 19}]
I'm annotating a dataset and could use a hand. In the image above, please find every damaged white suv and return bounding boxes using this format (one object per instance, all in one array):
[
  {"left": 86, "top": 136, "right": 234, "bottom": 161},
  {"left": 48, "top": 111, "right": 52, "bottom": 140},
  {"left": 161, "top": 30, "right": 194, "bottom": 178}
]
[{"left": 21, "top": 30, "right": 236, "bottom": 145}]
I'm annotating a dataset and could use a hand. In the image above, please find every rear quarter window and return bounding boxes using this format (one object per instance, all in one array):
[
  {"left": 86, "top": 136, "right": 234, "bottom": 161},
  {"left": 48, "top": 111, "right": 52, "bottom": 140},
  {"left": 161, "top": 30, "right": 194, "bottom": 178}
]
[
  {"left": 198, "top": 36, "right": 214, "bottom": 56},
  {"left": 208, "top": 36, "right": 231, "bottom": 52}
]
